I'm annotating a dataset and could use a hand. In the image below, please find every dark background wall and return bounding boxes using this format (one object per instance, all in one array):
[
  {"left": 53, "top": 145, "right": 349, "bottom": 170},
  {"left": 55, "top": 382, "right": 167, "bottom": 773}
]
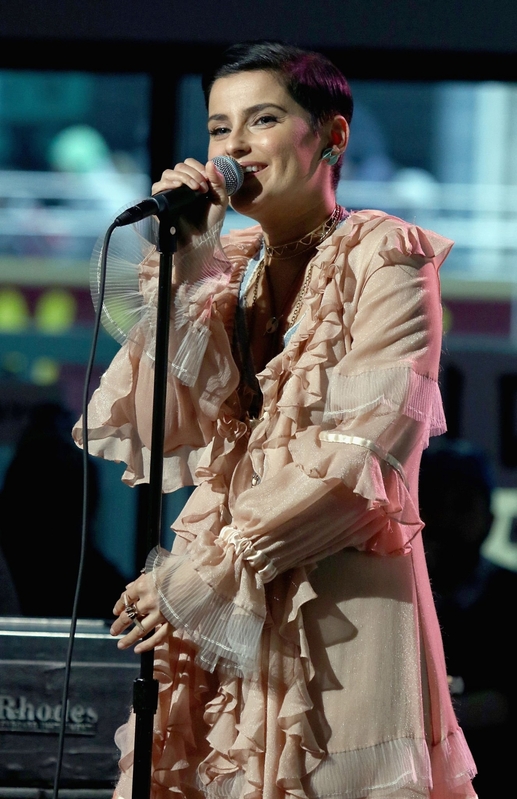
[
  {"left": 0, "top": 0, "right": 516, "bottom": 79},
  {"left": 0, "top": 0, "right": 515, "bottom": 52}
]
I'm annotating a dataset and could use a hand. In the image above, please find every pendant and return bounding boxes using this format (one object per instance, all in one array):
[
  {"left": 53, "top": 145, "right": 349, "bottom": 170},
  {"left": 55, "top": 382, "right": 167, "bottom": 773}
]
[
  {"left": 265, "top": 316, "right": 279, "bottom": 334},
  {"left": 251, "top": 472, "right": 261, "bottom": 487}
]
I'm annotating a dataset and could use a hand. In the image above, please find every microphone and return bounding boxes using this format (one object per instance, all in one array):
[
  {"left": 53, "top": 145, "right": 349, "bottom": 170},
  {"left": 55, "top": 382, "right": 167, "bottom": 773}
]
[{"left": 114, "top": 156, "right": 244, "bottom": 227}]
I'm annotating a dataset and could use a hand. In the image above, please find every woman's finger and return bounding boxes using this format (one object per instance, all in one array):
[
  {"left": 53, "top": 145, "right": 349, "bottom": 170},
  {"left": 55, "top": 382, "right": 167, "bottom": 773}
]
[
  {"left": 152, "top": 161, "right": 208, "bottom": 195},
  {"left": 112, "top": 581, "right": 141, "bottom": 617},
  {"left": 114, "top": 609, "right": 166, "bottom": 650},
  {"left": 111, "top": 572, "right": 166, "bottom": 648},
  {"left": 204, "top": 161, "right": 229, "bottom": 206},
  {"left": 134, "top": 623, "right": 170, "bottom": 654},
  {"left": 110, "top": 607, "right": 137, "bottom": 637},
  {"left": 112, "top": 592, "right": 133, "bottom": 618}
]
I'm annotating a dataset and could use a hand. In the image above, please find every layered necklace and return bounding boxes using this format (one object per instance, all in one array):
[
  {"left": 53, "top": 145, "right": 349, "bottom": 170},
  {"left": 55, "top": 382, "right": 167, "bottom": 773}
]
[
  {"left": 238, "top": 204, "right": 346, "bottom": 421},
  {"left": 250, "top": 204, "right": 344, "bottom": 338}
]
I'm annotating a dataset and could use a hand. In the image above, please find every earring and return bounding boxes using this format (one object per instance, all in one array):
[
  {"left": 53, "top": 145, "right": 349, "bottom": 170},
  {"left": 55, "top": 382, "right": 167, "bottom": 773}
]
[{"left": 320, "top": 146, "right": 340, "bottom": 166}]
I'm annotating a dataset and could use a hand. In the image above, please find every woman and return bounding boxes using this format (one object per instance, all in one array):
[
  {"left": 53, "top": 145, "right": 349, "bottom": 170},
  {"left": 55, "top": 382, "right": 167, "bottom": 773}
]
[{"left": 75, "top": 43, "right": 477, "bottom": 799}]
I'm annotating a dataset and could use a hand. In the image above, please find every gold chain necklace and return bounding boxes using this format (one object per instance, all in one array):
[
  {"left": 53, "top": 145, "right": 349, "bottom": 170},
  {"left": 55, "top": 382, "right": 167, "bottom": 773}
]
[
  {"left": 287, "top": 260, "right": 315, "bottom": 328},
  {"left": 263, "top": 204, "right": 342, "bottom": 264},
  {"left": 251, "top": 205, "right": 344, "bottom": 335}
]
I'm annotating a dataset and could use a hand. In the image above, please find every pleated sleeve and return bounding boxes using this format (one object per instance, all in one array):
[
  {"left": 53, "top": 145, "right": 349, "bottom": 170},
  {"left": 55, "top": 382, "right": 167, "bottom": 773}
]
[{"left": 72, "top": 225, "right": 262, "bottom": 492}]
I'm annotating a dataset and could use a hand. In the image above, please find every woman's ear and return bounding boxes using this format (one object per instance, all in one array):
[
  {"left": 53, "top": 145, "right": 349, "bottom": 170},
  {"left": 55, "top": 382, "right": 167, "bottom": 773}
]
[
  {"left": 328, "top": 115, "right": 349, "bottom": 155},
  {"left": 319, "top": 116, "right": 350, "bottom": 166}
]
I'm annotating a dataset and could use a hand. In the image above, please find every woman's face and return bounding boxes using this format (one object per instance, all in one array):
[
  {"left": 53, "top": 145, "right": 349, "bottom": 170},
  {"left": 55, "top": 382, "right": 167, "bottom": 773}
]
[{"left": 207, "top": 70, "right": 334, "bottom": 224}]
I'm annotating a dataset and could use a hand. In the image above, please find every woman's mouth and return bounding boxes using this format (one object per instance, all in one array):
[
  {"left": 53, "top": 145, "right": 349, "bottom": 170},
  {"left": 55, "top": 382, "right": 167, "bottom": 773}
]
[{"left": 242, "top": 164, "right": 266, "bottom": 175}]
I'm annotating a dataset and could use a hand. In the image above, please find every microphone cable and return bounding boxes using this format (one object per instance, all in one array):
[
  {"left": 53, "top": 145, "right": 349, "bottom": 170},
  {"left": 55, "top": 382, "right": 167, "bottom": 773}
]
[
  {"left": 50, "top": 155, "right": 243, "bottom": 796},
  {"left": 52, "top": 220, "right": 117, "bottom": 799}
]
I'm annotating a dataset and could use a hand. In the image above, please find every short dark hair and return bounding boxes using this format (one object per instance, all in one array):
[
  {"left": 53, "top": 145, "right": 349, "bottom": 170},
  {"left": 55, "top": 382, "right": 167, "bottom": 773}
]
[{"left": 202, "top": 41, "right": 353, "bottom": 188}]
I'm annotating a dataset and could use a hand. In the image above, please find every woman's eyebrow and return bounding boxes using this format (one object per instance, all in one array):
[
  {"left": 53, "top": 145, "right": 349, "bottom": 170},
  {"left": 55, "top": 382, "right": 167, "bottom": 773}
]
[{"left": 208, "top": 103, "right": 288, "bottom": 124}]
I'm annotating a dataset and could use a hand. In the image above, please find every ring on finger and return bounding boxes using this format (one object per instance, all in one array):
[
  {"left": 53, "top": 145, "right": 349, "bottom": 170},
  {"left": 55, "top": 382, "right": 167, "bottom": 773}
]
[
  {"left": 123, "top": 592, "right": 136, "bottom": 609},
  {"left": 126, "top": 604, "right": 145, "bottom": 633},
  {"left": 123, "top": 594, "right": 145, "bottom": 633},
  {"left": 132, "top": 617, "right": 145, "bottom": 633},
  {"left": 124, "top": 594, "right": 139, "bottom": 616},
  {"left": 125, "top": 602, "right": 138, "bottom": 617}
]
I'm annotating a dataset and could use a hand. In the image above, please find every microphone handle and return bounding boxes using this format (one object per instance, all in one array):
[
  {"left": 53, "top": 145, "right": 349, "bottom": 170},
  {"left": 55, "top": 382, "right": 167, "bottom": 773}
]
[{"left": 114, "top": 184, "right": 205, "bottom": 227}]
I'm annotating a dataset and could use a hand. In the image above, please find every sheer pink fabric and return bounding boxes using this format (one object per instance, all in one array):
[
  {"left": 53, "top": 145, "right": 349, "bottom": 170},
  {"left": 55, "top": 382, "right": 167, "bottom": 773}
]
[{"left": 74, "top": 211, "right": 477, "bottom": 799}]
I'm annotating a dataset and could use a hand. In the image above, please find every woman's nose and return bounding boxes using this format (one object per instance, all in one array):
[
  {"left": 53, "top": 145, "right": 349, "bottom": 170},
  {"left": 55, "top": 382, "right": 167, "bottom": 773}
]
[{"left": 225, "top": 128, "right": 251, "bottom": 158}]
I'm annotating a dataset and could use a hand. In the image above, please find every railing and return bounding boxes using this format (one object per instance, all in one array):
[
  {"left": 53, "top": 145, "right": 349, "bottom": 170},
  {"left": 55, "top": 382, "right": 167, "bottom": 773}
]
[
  {"left": 226, "top": 177, "right": 517, "bottom": 287},
  {"left": 2, "top": 170, "right": 517, "bottom": 288},
  {"left": 0, "top": 169, "right": 149, "bottom": 285}
]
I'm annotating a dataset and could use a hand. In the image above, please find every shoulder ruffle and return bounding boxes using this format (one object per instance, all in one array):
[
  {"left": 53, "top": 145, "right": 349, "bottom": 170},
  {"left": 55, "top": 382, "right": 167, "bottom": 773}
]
[
  {"left": 347, "top": 209, "right": 453, "bottom": 269},
  {"left": 259, "top": 210, "right": 448, "bottom": 426},
  {"left": 314, "top": 209, "right": 453, "bottom": 276}
]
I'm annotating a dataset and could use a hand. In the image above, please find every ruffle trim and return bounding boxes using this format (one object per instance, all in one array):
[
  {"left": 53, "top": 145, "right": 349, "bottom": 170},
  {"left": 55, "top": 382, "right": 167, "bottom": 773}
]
[
  {"left": 74, "top": 225, "right": 254, "bottom": 490},
  {"left": 114, "top": 565, "right": 325, "bottom": 799},
  {"left": 302, "top": 736, "right": 432, "bottom": 798},
  {"left": 147, "top": 546, "right": 266, "bottom": 678},
  {"left": 258, "top": 212, "right": 449, "bottom": 428},
  {"left": 430, "top": 730, "right": 477, "bottom": 798},
  {"left": 113, "top": 584, "right": 324, "bottom": 799},
  {"left": 287, "top": 426, "right": 422, "bottom": 556},
  {"left": 302, "top": 729, "right": 475, "bottom": 799},
  {"left": 74, "top": 417, "right": 204, "bottom": 492},
  {"left": 171, "top": 311, "right": 212, "bottom": 386},
  {"left": 221, "top": 225, "right": 263, "bottom": 259},
  {"left": 196, "top": 566, "right": 324, "bottom": 799},
  {"left": 114, "top": 630, "right": 214, "bottom": 799},
  {"left": 219, "top": 525, "right": 278, "bottom": 583},
  {"left": 323, "top": 367, "right": 447, "bottom": 441},
  {"left": 342, "top": 447, "right": 424, "bottom": 556},
  {"left": 172, "top": 220, "right": 227, "bottom": 275},
  {"left": 132, "top": 729, "right": 478, "bottom": 799}
]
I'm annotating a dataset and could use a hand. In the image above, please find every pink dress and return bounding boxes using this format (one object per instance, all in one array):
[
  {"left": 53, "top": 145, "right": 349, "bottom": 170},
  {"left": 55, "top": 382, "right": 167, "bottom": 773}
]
[{"left": 74, "top": 210, "right": 477, "bottom": 799}]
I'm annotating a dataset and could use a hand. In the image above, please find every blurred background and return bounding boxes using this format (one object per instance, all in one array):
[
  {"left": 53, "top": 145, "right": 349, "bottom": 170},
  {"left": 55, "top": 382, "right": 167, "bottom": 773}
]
[{"left": 0, "top": 2, "right": 516, "bottom": 793}]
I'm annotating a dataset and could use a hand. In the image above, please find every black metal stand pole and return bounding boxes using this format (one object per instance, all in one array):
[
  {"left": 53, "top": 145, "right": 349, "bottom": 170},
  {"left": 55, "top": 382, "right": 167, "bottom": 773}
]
[{"left": 131, "top": 211, "right": 177, "bottom": 799}]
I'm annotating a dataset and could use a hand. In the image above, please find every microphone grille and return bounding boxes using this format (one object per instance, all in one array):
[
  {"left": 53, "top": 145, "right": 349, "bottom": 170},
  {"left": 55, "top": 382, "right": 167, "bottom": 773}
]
[{"left": 211, "top": 155, "right": 244, "bottom": 196}]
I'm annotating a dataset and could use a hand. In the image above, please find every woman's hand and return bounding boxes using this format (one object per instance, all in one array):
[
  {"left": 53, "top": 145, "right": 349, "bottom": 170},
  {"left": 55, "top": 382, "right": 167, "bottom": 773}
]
[
  {"left": 152, "top": 158, "right": 229, "bottom": 244},
  {"left": 111, "top": 572, "right": 170, "bottom": 653}
]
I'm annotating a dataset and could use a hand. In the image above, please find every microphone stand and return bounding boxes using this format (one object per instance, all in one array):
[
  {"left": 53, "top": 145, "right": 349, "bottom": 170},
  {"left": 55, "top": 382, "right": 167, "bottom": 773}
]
[
  {"left": 131, "top": 208, "right": 177, "bottom": 799},
  {"left": 121, "top": 159, "right": 242, "bottom": 797}
]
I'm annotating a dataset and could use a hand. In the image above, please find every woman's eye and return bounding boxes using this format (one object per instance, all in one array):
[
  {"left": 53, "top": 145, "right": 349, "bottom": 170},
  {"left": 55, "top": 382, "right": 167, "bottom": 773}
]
[
  {"left": 254, "top": 115, "right": 278, "bottom": 126},
  {"left": 209, "top": 127, "right": 230, "bottom": 137}
]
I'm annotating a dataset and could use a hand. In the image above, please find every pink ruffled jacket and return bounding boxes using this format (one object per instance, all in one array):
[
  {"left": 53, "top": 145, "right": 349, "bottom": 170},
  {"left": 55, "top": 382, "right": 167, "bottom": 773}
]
[{"left": 74, "top": 210, "right": 477, "bottom": 799}]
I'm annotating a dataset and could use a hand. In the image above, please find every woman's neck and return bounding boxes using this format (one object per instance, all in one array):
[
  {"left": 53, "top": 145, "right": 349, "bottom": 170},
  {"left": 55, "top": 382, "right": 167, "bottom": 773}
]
[{"left": 260, "top": 197, "right": 336, "bottom": 249}]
